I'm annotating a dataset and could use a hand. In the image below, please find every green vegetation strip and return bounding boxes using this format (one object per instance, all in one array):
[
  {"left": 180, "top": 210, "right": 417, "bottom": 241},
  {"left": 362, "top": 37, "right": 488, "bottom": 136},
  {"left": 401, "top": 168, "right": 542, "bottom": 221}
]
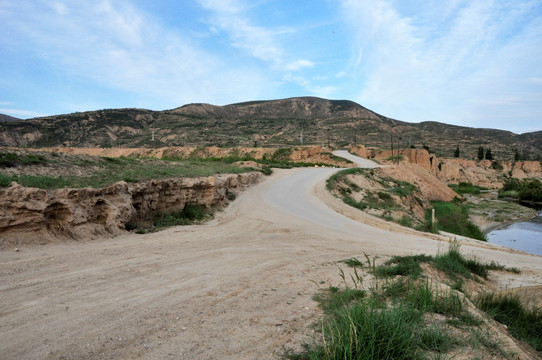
[
  {"left": 449, "top": 182, "right": 487, "bottom": 195},
  {"left": 499, "top": 178, "right": 542, "bottom": 203},
  {"left": 0, "top": 155, "right": 258, "bottom": 189},
  {"left": 287, "top": 244, "right": 531, "bottom": 360}
]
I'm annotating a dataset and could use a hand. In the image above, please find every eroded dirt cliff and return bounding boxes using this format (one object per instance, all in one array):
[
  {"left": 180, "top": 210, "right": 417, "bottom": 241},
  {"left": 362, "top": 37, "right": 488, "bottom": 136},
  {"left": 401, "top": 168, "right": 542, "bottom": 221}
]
[
  {"left": 0, "top": 172, "right": 262, "bottom": 247},
  {"left": 368, "top": 147, "right": 542, "bottom": 188}
]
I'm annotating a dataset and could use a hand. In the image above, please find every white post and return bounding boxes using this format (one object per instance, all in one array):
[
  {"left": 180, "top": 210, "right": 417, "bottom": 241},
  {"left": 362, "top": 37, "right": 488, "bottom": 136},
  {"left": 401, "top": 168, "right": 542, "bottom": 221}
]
[{"left": 431, "top": 208, "right": 435, "bottom": 226}]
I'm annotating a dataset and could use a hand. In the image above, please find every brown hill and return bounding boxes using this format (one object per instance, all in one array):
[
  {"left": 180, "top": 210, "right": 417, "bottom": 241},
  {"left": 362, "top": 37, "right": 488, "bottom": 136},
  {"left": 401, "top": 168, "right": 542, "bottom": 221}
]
[
  {"left": 0, "top": 113, "right": 22, "bottom": 123},
  {"left": 0, "top": 97, "right": 540, "bottom": 160}
]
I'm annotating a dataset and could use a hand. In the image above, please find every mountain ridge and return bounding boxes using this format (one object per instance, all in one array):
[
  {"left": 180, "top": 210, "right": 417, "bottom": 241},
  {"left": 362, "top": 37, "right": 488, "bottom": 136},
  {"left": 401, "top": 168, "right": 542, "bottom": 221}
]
[{"left": 0, "top": 97, "right": 540, "bottom": 160}]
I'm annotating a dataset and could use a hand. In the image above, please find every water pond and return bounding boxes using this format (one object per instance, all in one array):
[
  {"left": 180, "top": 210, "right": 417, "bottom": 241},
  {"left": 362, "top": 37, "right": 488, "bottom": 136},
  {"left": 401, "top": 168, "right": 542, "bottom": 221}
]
[{"left": 487, "top": 211, "right": 542, "bottom": 256}]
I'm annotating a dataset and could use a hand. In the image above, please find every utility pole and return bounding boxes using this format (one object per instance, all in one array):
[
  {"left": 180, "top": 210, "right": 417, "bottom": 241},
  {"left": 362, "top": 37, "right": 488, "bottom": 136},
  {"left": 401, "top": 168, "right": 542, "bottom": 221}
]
[
  {"left": 151, "top": 128, "right": 155, "bottom": 142},
  {"left": 354, "top": 128, "right": 357, "bottom": 145},
  {"left": 390, "top": 134, "right": 394, "bottom": 159}
]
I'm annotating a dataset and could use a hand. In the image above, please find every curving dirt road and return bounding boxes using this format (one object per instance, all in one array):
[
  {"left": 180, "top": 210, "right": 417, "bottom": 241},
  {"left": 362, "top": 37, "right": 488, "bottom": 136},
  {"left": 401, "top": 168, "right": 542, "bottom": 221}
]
[{"left": 1, "top": 160, "right": 541, "bottom": 359}]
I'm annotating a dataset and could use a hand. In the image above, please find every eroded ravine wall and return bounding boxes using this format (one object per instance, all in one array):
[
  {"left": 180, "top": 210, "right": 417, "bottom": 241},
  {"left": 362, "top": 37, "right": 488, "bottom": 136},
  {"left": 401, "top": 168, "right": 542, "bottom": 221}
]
[{"left": 0, "top": 172, "right": 262, "bottom": 246}]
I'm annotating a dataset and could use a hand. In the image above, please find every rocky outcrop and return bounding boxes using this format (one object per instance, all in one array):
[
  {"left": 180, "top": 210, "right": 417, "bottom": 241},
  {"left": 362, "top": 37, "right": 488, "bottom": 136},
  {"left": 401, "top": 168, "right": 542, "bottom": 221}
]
[
  {"left": 349, "top": 145, "right": 368, "bottom": 158},
  {"left": 381, "top": 165, "right": 458, "bottom": 202},
  {"left": 432, "top": 159, "right": 542, "bottom": 188},
  {"left": 0, "top": 172, "right": 262, "bottom": 245},
  {"left": 372, "top": 148, "right": 435, "bottom": 171}
]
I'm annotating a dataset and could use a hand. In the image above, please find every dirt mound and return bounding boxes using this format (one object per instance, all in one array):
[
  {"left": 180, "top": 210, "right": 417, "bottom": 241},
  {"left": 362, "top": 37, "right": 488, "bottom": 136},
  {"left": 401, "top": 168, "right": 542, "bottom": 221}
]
[
  {"left": 381, "top": 164, "right": 457, "bottom": 202},
  {"left": 328, "top": 165, "right": 456, "bottom": 226}
]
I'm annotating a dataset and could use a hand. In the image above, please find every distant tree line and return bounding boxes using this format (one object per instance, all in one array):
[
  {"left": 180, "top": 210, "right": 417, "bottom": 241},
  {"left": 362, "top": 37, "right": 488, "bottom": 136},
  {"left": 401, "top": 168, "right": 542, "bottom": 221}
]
[{"left": 477, "top": 146, "right": 493, "bottom": 160}]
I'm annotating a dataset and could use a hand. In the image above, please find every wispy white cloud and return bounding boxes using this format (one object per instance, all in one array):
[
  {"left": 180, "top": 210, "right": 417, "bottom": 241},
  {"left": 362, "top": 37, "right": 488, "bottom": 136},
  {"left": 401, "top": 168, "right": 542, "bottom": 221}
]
[
  {"left": 0, "top": 108, "right": 46, "bottom": 118},
  {"left": 340, "top": 0, "right": 542, "bottom": 131},
  {"left": 285, "top": 60, "right": 314, "bottom": 71},
  {"left": 0, "top": 0, "right": 273, "bottom": 108},
  {"left": 197, "top": 0, "right": 284, "bottom": 64}
]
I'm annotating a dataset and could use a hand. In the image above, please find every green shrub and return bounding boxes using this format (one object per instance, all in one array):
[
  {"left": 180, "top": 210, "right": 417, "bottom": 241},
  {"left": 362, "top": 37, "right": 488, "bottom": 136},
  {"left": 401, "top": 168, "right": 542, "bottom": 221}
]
[
  {"left": 490, "top": 161, "right": 503, "bottom": 171},
  {"left": 427, "top": 201, "right": 486, "bottom": 241},
  {"left": 498, "top": 178, "right": 542, "bottom": 202},
  {"left": 260, "top": 165, "right": 272, "bottom": 175},
  {"left": 0, "top": 152, "right": 18, "bottom": 167}
]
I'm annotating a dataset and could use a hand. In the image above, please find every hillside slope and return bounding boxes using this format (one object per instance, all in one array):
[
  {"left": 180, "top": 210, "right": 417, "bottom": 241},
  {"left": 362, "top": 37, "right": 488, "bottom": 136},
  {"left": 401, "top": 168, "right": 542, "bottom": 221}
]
[
  {"left": 0, "top": 113, "right": 21, "bottom": 122},
  {"left": 0, "top": 97, "right": 540, "bottom": 159}
]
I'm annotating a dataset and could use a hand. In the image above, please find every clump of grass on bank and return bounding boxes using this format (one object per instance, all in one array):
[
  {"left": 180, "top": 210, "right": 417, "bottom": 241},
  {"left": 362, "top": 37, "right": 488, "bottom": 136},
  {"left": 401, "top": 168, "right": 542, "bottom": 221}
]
[
  {"left": 326, "top": 167, "right": 366, "bottom": 191},
  {"left": 286, "top": 243, "right": 521, "bottom": 360},
  {"left": 476, "top": 293, "right": 542, "bottom": 353},
  {"left": 449, "top": 182, "right": 487, "bottom": 195},
  {"left": 374, "top": 242, "right": 518, "bottom": 281},
  {"left": 426, "top": 201, "right": 486, "bottom": 241}
]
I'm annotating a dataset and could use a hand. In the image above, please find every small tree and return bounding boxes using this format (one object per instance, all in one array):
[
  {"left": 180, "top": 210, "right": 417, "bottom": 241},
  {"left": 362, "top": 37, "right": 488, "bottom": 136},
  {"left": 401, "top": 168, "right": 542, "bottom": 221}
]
[
  {"left": 454, "top": 146, "right": 460, "bottom": 158},
  {"left": 485, "top": 147, "right": 493, "bottom": 160},
  {"left": 477, "top": 146, "right": 485, "bottom": 160}
]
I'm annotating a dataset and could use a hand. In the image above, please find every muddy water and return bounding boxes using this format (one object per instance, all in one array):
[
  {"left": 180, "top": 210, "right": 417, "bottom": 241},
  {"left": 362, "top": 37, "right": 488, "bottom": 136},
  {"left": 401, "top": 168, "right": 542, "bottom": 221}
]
[{"left": 487, "top": 211, "right": 542, "bottom": 256}]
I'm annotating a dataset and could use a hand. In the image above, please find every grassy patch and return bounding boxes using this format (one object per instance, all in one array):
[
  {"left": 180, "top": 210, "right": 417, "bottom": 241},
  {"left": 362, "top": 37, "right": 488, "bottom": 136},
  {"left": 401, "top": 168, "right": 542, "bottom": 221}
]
[
  {"left": 0, "top": 152, "right": 47, "bottom": 167},
  {"left": 476, "top": 293, "right": 542, "bottom": 353},
  {"left": 375, "top": 254, "right": 432, "bottom": 278},
  {"left": 326, "top": 167, "right": 365, "bottom": 191},
  {"left": 286, "top": 243, "right": 524, "bottom": 360},
  {"left": 427, "top": 201, "right": 486, "bottom": 241},
  {"left": 375, "top": 242, "right": 518, "bottom": 281},
  {"left": 0, "top": 174, "right": 70, "bottom": 188},
  {"left": 340, "top": 257, "right": 364, "bottom": 268},
  {"left": 449, "top": 182, "right": 487, "bottom": 195},
  {"left": 0, "top": 157, "right": 258, "bottom": 189}
]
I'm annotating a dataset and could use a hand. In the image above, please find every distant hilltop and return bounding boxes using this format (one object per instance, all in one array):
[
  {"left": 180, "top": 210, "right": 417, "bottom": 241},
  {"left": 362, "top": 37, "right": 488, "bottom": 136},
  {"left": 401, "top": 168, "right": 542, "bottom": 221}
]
[
  {"left": 0, "top": 113, "right": 22, "bottom": 123},
  {"left": 0, "top": 97, "right": 540, "bottom": 160}
]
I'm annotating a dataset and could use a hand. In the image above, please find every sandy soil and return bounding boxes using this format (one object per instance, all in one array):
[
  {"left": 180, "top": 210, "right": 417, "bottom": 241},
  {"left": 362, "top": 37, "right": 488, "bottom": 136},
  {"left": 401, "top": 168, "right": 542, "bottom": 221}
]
[{"left": 1, "top": 164, "right": 541, "bottom": 359}]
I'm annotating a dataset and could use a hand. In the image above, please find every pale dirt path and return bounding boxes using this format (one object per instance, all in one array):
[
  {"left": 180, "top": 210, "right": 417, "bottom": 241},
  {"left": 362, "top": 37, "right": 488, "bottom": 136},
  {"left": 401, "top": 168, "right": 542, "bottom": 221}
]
[
  {"left": 332, "top": 149, "right": 380, "bottom": 168},
  {"left": 1, "top": 166, "right": 541, "bottom": 360}
]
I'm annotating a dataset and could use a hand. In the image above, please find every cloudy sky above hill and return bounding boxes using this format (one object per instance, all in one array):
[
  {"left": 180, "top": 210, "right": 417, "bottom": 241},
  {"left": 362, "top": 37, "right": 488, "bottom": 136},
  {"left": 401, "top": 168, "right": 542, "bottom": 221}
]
[{"left": 1, "top": 0, "right": 541, "bottom": 133}]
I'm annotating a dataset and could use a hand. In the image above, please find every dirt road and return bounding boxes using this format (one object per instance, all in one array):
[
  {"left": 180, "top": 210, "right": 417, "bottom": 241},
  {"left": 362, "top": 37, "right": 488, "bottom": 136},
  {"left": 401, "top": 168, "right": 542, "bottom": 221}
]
[{"left": 1, "top": 166, "right": 541, "bottom": 359}]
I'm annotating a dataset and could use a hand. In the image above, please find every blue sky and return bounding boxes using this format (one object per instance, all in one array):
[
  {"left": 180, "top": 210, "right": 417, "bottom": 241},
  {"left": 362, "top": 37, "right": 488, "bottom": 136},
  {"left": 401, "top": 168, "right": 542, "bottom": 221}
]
[{"left": 1, "top": 0, "right": 541, "bottom": 133}]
